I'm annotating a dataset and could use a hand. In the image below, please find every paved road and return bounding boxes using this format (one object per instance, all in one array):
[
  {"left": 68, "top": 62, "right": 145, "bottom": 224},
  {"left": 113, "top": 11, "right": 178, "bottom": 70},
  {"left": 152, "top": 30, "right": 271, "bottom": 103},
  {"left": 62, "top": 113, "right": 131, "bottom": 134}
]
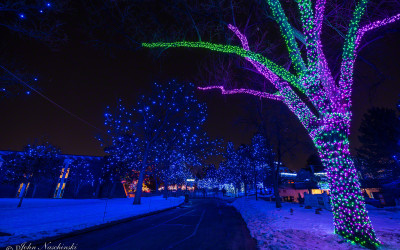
[{"left": 47, "top": 199, "right": 257, "bottom": 250}]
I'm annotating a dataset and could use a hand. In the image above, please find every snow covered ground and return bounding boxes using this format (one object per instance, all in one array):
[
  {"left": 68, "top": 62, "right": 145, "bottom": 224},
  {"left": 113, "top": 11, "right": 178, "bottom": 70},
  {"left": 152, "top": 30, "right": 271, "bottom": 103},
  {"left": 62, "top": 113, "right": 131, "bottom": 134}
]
[
  {"left": 0, "top": 196, "right": 184, "bottom": 247},
  {"left": 232, "top": 196, "right": 400, "bottom": 250}
]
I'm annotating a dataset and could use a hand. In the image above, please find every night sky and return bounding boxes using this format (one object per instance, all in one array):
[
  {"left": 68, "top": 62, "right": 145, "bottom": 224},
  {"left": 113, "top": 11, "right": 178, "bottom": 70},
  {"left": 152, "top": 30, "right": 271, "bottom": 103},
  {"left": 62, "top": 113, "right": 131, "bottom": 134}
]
[{"left": 1, "top": 17, "right": 400, "bottom": 171}]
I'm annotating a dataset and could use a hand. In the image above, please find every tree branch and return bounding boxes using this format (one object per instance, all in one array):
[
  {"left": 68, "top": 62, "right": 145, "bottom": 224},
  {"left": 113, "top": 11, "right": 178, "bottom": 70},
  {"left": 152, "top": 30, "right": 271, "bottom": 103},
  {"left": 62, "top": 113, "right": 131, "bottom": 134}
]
[
  {"left": 339, "top": 0, "right": 369, "bottom": 101},
  {"left": 198, "top": 85, "right": 283, "bottom": 101},
  {"left": 266, "top": 0, "right": 306, "bottom": 74},
  {"left": 142, "top": 41, "right": 302, "bottom": 90}
]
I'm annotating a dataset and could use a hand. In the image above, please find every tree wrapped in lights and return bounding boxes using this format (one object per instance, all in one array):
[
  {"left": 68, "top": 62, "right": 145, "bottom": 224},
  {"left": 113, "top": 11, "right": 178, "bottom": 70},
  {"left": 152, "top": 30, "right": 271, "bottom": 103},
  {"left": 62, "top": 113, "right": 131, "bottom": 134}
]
[
  {"left": 103, "top": 82, "right": 207, "bottom": 204},
  {"left": 3, "top": 142, "right": 62, "bottom": 207},
  {"left": 142, "top": 1, "right": 400, "bottom": 246},
  {"left": 198, "top": 164, "right": 220, "bottom": 190},
  {"left": 68, "top": 159, "right": 95, "bottom": 198},
  {"left": 250, "top": 133, "right": 273, "bottom": 199},
  {"left": 219, "top": 142, "right": 253, "bottom": 196},
  {"left": 154, "top": 146, "right": 186, "bottom": 198},
  {"left": 102, "top": 100, "right": 139, "bottom": 198}
]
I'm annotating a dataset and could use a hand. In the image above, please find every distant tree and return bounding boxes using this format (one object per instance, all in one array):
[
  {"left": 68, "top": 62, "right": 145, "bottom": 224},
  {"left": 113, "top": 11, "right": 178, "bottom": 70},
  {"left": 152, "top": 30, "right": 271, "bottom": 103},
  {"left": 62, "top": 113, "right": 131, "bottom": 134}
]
[
  {"left": 357, "top": 107, "right": 400, "bottom": 179},
  {"left": 68, "top": 159, "right": 94, "bottom": 198},
  {"left": 152, "top": 124, "right": 218, "bottom": 198},
  {"left": 3, "top": 142, "right": 62, "bottom": 207},
  {"left": 198, "top": 164, "right": 220, "bottom": 190},
  {"left": 305, "top": 153, "right": 324, "bottom": 173},
  {"left": 220, "top": 142, "right": 253, "bottom": 197},
  {"left": 250, "top": 133, "right": 272, "bottom": 200},
  {"left": 100, "top": 101, "right": 139, "bottom": 198}
]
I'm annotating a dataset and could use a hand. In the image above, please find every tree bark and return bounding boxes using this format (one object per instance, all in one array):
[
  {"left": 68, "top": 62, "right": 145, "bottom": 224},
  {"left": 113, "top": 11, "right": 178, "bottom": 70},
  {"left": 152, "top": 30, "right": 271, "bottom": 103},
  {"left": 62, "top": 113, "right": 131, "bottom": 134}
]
[
  {"left": 163, "top": 179, "right": 169, "bottom": 199},
  {"left": 95, "top": 181, "right": 101, "bottom": 198},
  {"left": 315, "top": 127, "right": 379, "bottom": 248},
  {"left": 155, "top": 178, "right": 159, "bottom": 194},
  {"left": 254, "top": 166, "right": 258, "bottom": 201},
  {"left": 17, "top": 183, "right": 27, "bottom": 208},
  {"left": 273, "top": 140, "right": 282, "bottom": 208},
  {"left": 133, "top": 147, "right": 150, "bottom": 205},
  {"left": 74, "top": 182, "right": 81, "bottom": 199},
  {"left": 273, "top": 165, "right": 281, "bottom": 208},
  {"left": 133, "top": 170, "right": 145, "bottom": 204},
  {"left": 31, "top": 184, "right": 38, "bottom": 198}
]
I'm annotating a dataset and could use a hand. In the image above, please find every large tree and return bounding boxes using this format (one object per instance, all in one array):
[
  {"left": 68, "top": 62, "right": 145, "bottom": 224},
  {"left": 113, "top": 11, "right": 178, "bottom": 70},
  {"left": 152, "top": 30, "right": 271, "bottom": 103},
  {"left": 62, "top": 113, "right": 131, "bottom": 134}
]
[
  {"left": 103, "top": 82, "right": 208, "bottom": 204},
  {"left": 141, "top": 1, "right": 400, "bottom": 247}
]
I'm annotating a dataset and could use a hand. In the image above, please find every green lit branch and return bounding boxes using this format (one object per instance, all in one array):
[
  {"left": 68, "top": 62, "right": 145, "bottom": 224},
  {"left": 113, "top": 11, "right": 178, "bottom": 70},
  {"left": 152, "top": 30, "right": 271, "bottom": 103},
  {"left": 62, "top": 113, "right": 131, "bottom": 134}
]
[
  {"left": 342, "top": 0, "right": 369, "bottom": 63},
  {"left": 142, "top": 41, "right": 305, "bottom": 92},
  {"left": 266, "top": 0, "right": 306, "bottom": 74}
]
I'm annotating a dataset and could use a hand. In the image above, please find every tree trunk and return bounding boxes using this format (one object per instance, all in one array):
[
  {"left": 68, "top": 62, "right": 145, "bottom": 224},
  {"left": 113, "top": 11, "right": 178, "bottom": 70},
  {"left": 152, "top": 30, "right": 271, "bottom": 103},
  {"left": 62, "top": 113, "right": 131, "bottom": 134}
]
[
  {"left": 17, "top": 183, "right": 27, "bottom": 208},
  {"left": 273, "top": 167, "right": 281, "bottom": 208},
  {"left": 273, "top": 144, "right": 282, "bottom": 208},
  {"left": 31, "top": 184, "right": 38, "bottom": 198},
  {"left": 155, "top": 178, "right": 159, "bottom": 194},
  {"left": 133, "top": 148, "right": 150, "bottom": 205},
  {"left": 108, "top": 182, "right": 117, "bottom": 199},
  {"left": 95, "top": 181, "right": 101, "bottom": 198},
  {"left": 163, "top": 180, "right": 169, "bottom": 199},
  {"left": 254, "top": 166, "right": 258, "bottom": 201},
  {"left": 74, "top": 182, "right": 81, "bottom": 199},
  {"left": 315, "top": 127, "right": 379, "bottom": 248},
  {"left": 133, "top": 170, "right": 145, "bottom": 204}
]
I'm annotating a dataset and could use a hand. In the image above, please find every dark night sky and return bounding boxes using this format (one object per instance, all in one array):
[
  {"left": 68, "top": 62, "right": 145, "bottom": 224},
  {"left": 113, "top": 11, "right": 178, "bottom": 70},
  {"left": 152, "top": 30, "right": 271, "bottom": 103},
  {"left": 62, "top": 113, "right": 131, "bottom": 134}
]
[{"left": 1, "top": 21, "right": 400, "bottom": 171}]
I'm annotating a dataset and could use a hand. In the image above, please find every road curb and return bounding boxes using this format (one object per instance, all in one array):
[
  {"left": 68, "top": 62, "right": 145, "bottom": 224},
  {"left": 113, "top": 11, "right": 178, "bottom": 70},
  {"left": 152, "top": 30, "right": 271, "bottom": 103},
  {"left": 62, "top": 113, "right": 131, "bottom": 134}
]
[{"left": 23, "top": 200, "right": 185, "bottom": 247}]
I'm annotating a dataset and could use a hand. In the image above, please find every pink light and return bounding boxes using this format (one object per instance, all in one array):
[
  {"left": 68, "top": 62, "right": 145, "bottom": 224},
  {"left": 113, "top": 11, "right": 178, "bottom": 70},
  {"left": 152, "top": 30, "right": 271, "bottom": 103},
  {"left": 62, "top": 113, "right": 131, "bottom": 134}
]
[
  {"left": 228, "top": 24, "right": 282, "bottom": 89},
  {"left": 198, "top": 85, "right": 283, "bottom": 101},
  {"left": 356, "top": 13, "right": 400, "bottom": 50}
]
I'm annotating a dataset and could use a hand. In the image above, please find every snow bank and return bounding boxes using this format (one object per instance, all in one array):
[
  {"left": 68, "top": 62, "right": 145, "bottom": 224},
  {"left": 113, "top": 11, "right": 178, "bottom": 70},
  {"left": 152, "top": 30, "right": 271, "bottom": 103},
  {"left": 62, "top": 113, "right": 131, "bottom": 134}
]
[
  {"left": 232, "top": 197, "right": 400, "bottom": 250},
  {"left": 0, "top": 196, "right": 184, "bottom": 247}
]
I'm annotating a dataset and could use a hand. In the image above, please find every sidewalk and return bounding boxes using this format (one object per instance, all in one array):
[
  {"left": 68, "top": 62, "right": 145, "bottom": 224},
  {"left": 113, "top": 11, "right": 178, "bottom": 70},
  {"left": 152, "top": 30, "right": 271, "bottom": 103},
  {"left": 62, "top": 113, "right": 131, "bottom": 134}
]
[{"left": 0, "top": 196, "right": 184, "bottom": 247}]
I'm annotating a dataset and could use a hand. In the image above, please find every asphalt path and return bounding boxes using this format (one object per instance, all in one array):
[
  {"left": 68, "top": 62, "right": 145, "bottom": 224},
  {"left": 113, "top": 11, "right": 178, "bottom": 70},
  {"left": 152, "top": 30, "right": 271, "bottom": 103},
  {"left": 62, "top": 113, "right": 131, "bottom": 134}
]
[{"left": 45, "top": 199, "right": 257, "bottom": 250}]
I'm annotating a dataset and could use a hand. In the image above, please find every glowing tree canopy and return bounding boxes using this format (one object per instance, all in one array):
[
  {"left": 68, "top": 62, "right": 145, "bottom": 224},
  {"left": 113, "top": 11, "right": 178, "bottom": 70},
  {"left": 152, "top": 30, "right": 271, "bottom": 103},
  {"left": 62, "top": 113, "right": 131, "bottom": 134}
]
[
  {"left": 103, "top": 82, "right": 209, "bottom": 204},
  {"left": 142, "top": 0, "right": 400, "bottom": 247}
]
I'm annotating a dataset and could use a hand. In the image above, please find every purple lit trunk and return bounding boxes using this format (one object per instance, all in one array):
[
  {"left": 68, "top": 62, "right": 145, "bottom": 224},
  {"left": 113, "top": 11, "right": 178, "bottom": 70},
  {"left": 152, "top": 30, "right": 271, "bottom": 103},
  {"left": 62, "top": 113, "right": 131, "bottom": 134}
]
[{"left": 314, "top": 125, "right": 379, "bottom": 247}]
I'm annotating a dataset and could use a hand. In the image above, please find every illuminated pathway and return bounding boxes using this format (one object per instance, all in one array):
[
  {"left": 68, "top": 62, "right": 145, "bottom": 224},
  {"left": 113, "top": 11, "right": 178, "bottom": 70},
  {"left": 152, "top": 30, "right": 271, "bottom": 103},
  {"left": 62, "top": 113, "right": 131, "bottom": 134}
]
[{"left": 46, "top": 199, "right": 257, "bottom": 249}]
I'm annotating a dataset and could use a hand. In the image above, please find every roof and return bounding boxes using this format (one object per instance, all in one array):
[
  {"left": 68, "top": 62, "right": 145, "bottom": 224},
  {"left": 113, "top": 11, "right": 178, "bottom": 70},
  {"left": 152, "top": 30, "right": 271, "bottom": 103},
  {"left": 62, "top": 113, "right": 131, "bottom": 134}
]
[{"left": 0, "top": 150, "right": 102, "bottom": 162}]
